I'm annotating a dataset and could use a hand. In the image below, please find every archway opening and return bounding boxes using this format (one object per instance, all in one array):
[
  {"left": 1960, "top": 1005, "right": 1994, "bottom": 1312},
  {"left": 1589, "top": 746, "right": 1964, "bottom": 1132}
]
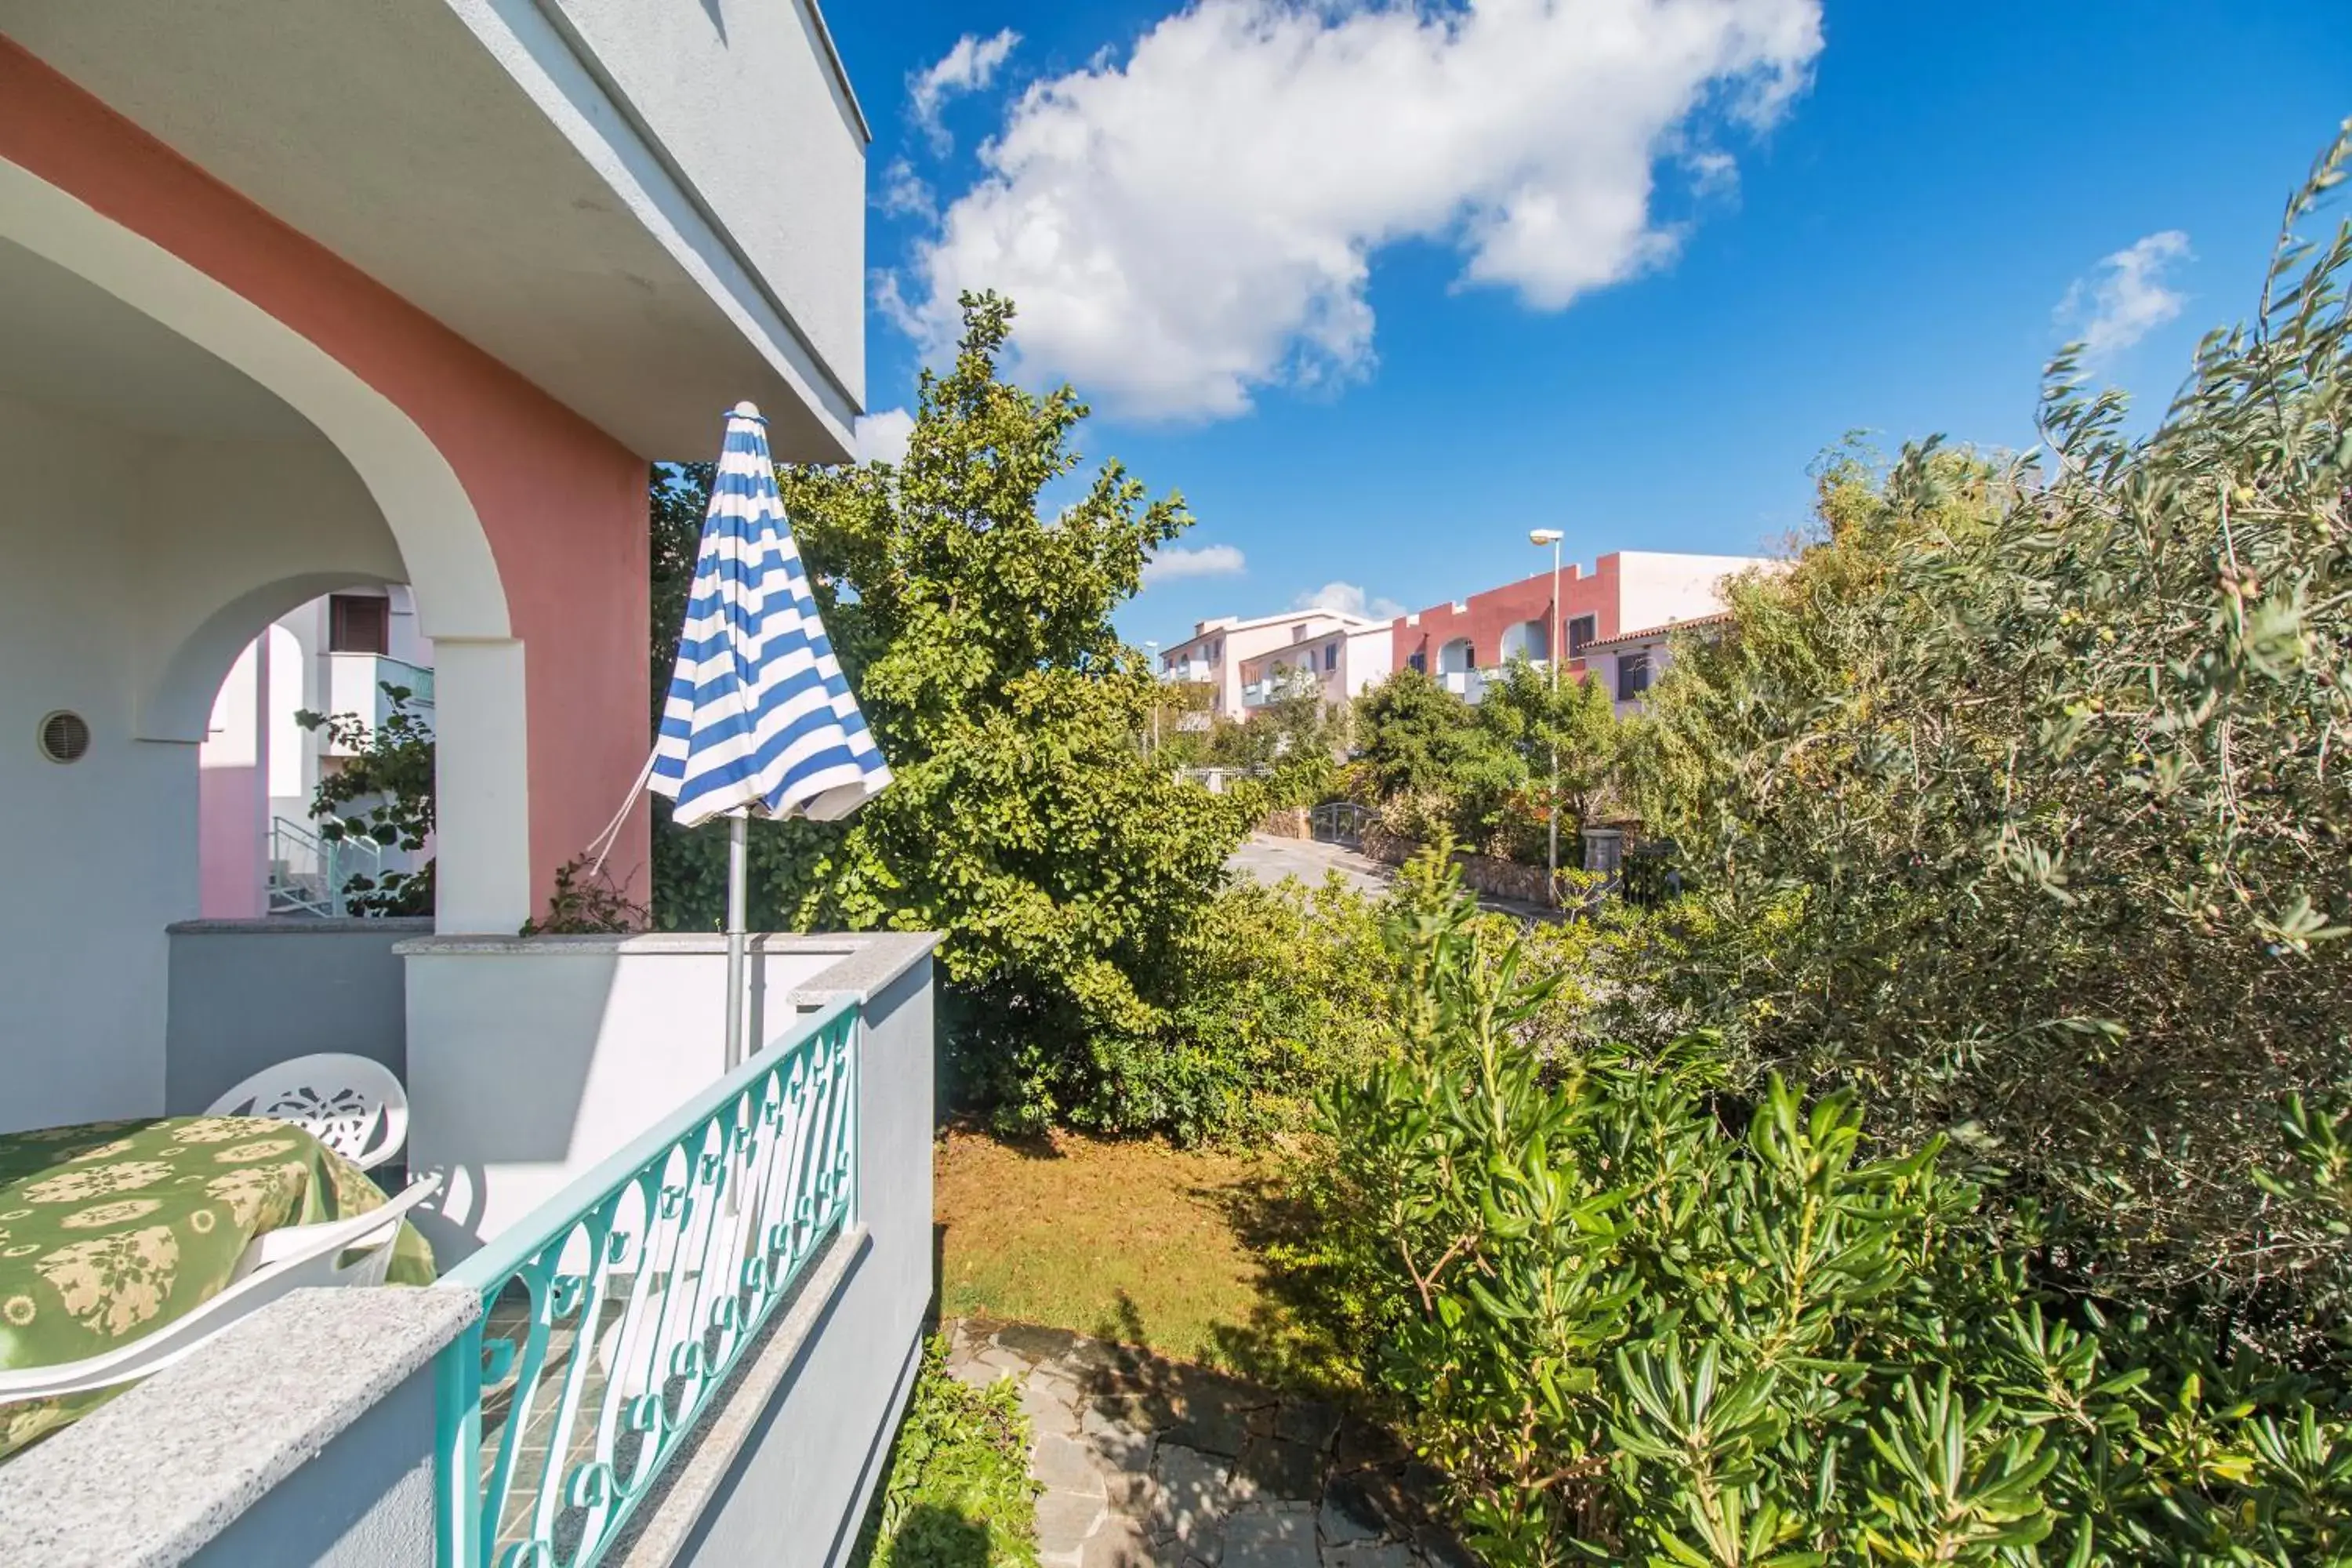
[{"left": 0, "top": 194, "right": 515, "bottom": 1129}]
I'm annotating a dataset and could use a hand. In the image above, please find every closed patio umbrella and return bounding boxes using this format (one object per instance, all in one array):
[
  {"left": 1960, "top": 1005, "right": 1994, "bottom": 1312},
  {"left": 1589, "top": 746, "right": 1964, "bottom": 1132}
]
[{"left": 648, "top": 401, "right": 891, "bottom": 1069}]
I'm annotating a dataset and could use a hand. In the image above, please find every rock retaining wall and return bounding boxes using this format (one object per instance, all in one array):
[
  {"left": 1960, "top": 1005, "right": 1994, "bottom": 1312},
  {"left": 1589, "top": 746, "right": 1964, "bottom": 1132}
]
[{"left": 1359, "top": 826, "right": 1556, "bottom": 909}]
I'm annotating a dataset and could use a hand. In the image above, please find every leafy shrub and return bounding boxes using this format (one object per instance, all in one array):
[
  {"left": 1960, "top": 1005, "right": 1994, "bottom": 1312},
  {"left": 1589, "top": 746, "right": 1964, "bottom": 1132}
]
[
  {"left": 956, "top": 873, "right": 1395, "bottom": 1144},
  {"left": 1353, "top": 661, "right": 1624, "bottom": 864},
  {"left": 1624, "top": 130, "right": 2352, "bottom": 1312},
  {"left": 295, "top": 681, "right": 434, "bottom": 915},
  {"left": 852, "top": 1338, "right": 1040, "bottom": 1568},
  {"left": 517, "top": 855, "right": 646, "bottom": 935},
  {"left": 1158, "top": 875, "right": 1396, "bottom": 1137},
  {"left": 1301, "top": 851, "right": 2352, "bottom": 1566}
]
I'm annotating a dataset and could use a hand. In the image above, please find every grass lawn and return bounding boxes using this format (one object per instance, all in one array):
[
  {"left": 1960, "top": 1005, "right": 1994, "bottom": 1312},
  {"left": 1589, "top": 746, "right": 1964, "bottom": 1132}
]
[{"left": 933, "top": 1126, "right": 1336, "bottom": 1388}]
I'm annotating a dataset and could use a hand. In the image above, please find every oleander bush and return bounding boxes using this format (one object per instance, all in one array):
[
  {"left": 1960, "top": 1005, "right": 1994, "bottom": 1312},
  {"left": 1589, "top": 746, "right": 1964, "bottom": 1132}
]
[
  {"left": 1293, "top": 128, "right": 2352, "bottom": 1566},
  {"left": 1301, "top": 851, "right": 2352, "bottom": 1566}
]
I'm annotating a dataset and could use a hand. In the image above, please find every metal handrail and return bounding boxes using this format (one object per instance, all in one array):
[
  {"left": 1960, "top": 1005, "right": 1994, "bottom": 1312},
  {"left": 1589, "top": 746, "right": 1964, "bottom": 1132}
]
[
  {"left": 267, "top": 815, "right": 387, "bottom": 917},
  {"left": 1311, "top": 801, "right": 1370, "bottom": 847},
  {"left": 377, "top": 656, "right": 436, "bottom": 708},
  {"left": 433, "top": 995, "right": 860, "bottom": 1568}
]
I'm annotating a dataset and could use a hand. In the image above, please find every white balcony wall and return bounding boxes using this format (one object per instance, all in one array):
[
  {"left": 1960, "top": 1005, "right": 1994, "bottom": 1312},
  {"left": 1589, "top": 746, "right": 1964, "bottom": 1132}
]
[
  {"left": 1440, "top": 668, "right": 1489, "bottom": 704},
  {"left": 401, "top": 934, "right": 884, "bottom": 1255},
  {"left": 0, "top": 938, "right": 942, "bottom": 1568}
]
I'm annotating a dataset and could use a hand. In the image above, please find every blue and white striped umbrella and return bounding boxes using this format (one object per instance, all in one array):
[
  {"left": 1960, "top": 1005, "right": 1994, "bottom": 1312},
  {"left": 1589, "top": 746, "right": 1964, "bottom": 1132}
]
[{"left": 649, "top": 402, "right": 891, "bottom": 829}]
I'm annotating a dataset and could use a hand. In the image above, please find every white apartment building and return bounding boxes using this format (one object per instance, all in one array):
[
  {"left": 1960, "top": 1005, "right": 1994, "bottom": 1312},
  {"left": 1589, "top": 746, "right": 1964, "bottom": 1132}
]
[
  {"left": 1580, "top": 610, "right": 1734, "bottom": 716},
  {"left": 1158, "top": 608, "right": 1391, "bottom": 719},
  {"left": 1237, "top": 622, "right": 1394, "bottom": 713},
  {"left": 196, "top": 586, "right": 435, "bottom": 917}
]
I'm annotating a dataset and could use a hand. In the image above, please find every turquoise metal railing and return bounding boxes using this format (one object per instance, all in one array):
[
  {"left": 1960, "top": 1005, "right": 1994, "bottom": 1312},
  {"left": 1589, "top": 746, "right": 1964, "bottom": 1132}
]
[{"left": 434, "top": 996, "right": 859, "bottom": 1568}]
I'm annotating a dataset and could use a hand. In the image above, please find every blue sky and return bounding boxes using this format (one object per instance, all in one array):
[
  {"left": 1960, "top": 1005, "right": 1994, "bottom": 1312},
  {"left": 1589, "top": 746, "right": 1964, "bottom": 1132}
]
[{"left": 818, "top": 1, "right": 2352, "bottom": 649}]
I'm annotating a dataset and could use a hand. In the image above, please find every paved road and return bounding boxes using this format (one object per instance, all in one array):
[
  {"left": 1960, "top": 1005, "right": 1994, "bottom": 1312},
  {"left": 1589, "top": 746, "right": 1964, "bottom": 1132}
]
[
  {"left": 1224, "top": 833, "right": 1394, "bottom": 897},
  {"left": 1225, "top": 833, "right": 1559, "bottom": 920}
]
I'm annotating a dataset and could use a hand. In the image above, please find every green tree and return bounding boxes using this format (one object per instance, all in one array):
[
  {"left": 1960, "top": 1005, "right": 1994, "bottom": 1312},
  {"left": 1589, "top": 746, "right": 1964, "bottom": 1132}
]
[
  {"left": 1301, "top": 850, "right": 2352, "bottom": 1566},
  {"left": 1208, "top": 669, "right": 1348, "bottom": 804},
  {"left": 1476, "top": 655, "right": 1623, "bottom": 833},
  {"left": 1352, "top": 667, "right": 1524, "bottom": 847},
  {"left": 296, "top": 683, "right": 435, "bottom": 916},
  {"left": 653, "top": 292, "right": 1257, "bottom": 1131},
  {"left": 1355, "top": 667, "right": 1479, "bottom": 798}
]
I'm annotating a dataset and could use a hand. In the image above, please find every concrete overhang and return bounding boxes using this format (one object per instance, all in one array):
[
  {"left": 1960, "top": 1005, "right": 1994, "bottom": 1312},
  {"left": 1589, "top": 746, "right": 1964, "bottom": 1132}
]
[{"left": 1, "top": 0, "right": 868, "bottom": 463}]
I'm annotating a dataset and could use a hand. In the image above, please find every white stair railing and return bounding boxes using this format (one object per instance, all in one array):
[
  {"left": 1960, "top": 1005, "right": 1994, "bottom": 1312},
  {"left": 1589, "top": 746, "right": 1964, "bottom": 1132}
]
[{"left": 267, "top": 815, "right": 387, "bottom": 917}]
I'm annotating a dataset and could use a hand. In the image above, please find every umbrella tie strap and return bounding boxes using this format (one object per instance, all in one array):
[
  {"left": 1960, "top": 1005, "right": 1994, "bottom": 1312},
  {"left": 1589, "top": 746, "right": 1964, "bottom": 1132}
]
[{"left": 585, "top": 749, "right": 659, "bottom": 879}]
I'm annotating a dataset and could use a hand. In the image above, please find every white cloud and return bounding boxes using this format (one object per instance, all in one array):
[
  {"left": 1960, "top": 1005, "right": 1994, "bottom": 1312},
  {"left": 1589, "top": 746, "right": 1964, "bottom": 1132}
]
[
  {"left": 890, "top": 0, "right": 1822, "bottom": 419},
  {"left": 1294, "top": 581, "right": 1404, "bottom": 621},
  {"left": 909, "top": 30, "right": 1021, "bottom": 153},
  {"left": 878, "top": 158, "right": 936, "bottom": 221},
  {"left": 1142, "top": 542, "right": 1247, "bottom": 586},
  {"left": 1686, "top": 147, "right": 1740, "bottom": 198},
  {"left": 854, "top": 407, "right": 915, "bottom": 466},
  {"left": 2058, "top": 230, "right": 2192, "bottom": 361}
]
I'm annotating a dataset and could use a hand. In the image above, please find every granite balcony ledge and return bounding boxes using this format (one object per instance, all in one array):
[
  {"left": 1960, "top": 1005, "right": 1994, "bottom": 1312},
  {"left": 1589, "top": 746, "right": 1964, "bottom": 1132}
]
[
  {"left": 0, "top": 1287, "right": 477, "bottom": 1568},
  {"left": 389, "top": 927, "right": 940, "bottom": 1000}
]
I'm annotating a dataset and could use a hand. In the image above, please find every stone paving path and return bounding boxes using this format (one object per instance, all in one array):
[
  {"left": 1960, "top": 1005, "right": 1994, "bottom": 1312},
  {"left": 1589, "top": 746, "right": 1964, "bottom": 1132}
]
[
  {"left": 946, "top": 1319, "right": 1466, "bottom": 1568},
  {"left": 1225, "top": 833, "right": 1557, "bottom": 921}
]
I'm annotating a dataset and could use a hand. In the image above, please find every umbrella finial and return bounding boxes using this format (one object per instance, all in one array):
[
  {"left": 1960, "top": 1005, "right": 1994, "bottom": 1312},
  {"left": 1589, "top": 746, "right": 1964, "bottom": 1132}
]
[{"left": 729, "top": 400, "right": 765, "bottom": 423}]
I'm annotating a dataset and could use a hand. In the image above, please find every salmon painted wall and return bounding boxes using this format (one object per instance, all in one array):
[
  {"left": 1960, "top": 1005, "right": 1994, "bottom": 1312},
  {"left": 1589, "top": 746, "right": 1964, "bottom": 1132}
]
[
  {"left": 0, "top": 42, "right": 652, "bottom": 910},
  {"left": 1392, "top": 557, "right": 1624, "bottom": 682}
]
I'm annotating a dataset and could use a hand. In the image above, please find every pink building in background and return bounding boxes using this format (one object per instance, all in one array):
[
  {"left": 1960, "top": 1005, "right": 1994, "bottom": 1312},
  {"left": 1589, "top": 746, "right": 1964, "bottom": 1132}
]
[
  {"left": 1236, "top": 619, "right": 1394, "bottom": 712},
  {"left": 1580, "top": 611, "right": 1736, "bottom": 716},
  {"left": 1158, "top": 607, "right": 1391, "bottom": 717},
  {"left": 1167, "top": 550, "right": 1766, "bottom": 724},
  {"left": 1392, "top": 549, "right": 1766, "bottom": 704}
]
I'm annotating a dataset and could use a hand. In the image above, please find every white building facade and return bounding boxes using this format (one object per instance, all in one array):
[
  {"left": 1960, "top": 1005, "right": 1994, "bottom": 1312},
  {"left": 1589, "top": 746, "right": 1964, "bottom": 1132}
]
[
  {"left": 1238, "top": 622, "right": 1394, "bottom": 713},
  {"left": 197, "top": 586, "right": 437, "bottom": 918},
  {"left": 1159, "top": 608, "right": 1390, "bottom": 719}
]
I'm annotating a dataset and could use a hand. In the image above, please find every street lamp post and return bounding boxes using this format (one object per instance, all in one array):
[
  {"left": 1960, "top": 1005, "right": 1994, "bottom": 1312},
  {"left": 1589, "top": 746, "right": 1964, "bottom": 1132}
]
[
  {"left": 1529, "top": 528, "right": 1564, "bottom": 901},
  {"left": 1145, "top": 641, "right": 1160, "bottom": 756}
]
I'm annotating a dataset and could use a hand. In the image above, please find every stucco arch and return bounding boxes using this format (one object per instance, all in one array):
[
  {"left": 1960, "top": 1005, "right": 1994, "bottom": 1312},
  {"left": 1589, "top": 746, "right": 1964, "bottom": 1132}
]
[
  {"left": 148, "top": 570, "right": 398, "bottom": 746},
  {"left": 0, "top": 154, "right": 532, "bottom": 932},
  {"left": 0, "top": 156, "right": 509, "bottom": 644}
]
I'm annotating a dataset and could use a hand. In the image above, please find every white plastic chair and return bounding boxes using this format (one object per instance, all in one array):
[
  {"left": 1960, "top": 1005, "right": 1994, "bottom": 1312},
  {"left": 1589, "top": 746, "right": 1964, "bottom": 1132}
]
[
  {"left": 0, "top": 1174, "right": 441, "bottom": 1403},
  {"left": 205, "top": 1053, "right": 408, "bottom": 1171}
]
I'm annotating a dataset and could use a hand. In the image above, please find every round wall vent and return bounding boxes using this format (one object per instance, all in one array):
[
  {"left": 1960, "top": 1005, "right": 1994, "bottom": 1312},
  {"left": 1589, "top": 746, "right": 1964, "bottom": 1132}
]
[{"left": 38, "top": 710, "right": 92, "bottom": 764}]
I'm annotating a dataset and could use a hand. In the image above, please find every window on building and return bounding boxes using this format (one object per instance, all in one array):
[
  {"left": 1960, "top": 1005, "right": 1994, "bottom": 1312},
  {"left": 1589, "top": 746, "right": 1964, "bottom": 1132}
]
[
  {"left": 1323, "top": 643, "right": 1338, "bottom": 671},
  {"left": 328, "top": 593, "right": 390, "bottom": 655},
  {"left": 1407, "top": 650, "right": 1426, "bottom": 673},
  {"left": 1617, "top": 651, "right": 1652, "bottom": 702},
  {"left": 1567, "top": 615, "right": 1597, "bottom": 655},
  {"left": 1211, "top": 638, "right": 1222, "bottom": 660}
]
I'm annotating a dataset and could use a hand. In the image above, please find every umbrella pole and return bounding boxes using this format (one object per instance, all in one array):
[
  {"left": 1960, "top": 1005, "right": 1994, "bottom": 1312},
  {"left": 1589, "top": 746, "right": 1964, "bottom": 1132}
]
[{"left": 724, "top": 808, "right": 748, "bottom": 1072}]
